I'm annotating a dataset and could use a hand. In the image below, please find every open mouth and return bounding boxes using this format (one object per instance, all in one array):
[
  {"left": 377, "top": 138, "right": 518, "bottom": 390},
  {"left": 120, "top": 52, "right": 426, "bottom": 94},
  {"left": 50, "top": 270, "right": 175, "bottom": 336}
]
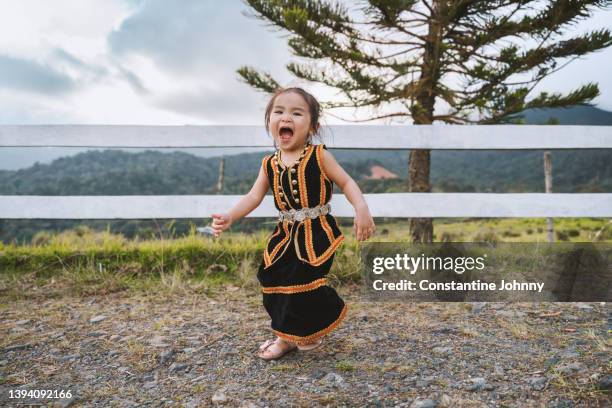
[{"left": 279, "top": 126, "right": 294, "bottom": 141}]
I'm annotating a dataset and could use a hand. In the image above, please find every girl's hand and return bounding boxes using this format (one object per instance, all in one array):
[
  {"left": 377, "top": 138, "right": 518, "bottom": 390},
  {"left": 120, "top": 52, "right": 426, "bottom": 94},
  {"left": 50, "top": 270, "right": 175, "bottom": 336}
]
[
  {"left": 354, "top": 206, "right": 375, "bottom": 242},
  {"left": 211, "top": 213, "right": 233, "bottom": 237}
]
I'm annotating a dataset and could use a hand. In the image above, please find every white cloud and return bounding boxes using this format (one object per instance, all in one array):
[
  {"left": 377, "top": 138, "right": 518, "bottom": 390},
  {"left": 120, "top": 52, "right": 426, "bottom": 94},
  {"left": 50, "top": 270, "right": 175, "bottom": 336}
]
[{"left": 0, "top": 0, "right": 610, "bottom": 127}]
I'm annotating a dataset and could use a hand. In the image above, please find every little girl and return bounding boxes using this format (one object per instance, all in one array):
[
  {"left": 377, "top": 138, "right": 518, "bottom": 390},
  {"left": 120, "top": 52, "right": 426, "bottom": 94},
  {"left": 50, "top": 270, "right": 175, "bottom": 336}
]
[{"left": 211, "top": 87, "right": 375, "bottom": 360}]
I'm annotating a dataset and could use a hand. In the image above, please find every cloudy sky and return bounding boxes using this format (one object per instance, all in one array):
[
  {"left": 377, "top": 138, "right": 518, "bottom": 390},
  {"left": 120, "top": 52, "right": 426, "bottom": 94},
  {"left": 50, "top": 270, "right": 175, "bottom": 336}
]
[{"left": 1, "top": 0, "right": 611, "bottom": 169}]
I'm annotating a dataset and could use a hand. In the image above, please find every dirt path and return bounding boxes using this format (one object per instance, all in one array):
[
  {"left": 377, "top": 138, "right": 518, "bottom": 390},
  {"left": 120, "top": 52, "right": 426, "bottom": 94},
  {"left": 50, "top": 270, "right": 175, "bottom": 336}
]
[{"left": 1, "top": 284, "right": 609, "bottom": 407}]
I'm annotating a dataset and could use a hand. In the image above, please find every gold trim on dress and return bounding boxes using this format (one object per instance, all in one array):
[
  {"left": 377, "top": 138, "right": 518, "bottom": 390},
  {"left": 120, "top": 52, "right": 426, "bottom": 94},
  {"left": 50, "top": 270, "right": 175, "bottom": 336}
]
[
  {"left": 298, "top": 145, "right": 315, "bottom": 207},
  {"left": 265, "top": 221, "right": 291, "bottom": 268},
  {"left": 273, "top": 303, "right": 349, "bottom": 346},
  {"left": 304, "top": 218, "right": 316, "bottom": 261},
  {"left": 308, "top": 235, "right": 345, "bottom": 266},
  {"left": 320, "top": 215, "right": 335, "bottom": 244},
  {"left": 319, "top": 171, "right": 326, "bottom": 204},
  {"left": 261, "top": 278, "right": 328, "bottom": 294},
  {"left": 271, "top": 157, "right": 287, "bottom": 211}
]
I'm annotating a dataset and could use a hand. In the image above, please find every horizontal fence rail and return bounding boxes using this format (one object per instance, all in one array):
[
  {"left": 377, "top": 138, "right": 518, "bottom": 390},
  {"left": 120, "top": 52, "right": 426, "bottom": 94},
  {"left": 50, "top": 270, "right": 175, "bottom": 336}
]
[
  {"left": 0, "top": 194, "right": 610, "bottom": 219},
  {"left": 1, "top": 125, "right": 611, "bottom": 220},
  {"left": 1, "top": 125, "right": 612, "bottom": 149}
]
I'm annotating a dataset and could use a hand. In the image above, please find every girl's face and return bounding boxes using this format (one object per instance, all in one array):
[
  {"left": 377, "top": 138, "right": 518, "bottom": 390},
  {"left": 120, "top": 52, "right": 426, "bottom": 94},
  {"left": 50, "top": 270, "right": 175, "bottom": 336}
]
[{"left": 268, "top": 91, "right": 313, "bottom": 151}]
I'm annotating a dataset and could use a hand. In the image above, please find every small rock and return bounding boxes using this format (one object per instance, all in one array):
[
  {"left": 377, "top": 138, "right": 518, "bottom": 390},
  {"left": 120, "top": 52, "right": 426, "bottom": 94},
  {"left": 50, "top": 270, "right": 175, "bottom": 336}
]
[
  {"left": 160, "top": 349, "right": 175, "bottom": 364},
  {"left": 4, "top": 344, "right": 31, "bottom": 352},
  {"left": 548, "top": 398, "right": 574, "bottom": 408},
  {"left": 59, "top": 396, "right": 77, "bottom": 407},
  {"left": 597, "top": 374, "right": 612, "bottom": 391},
  {"left": 493, "top": 365, "right": 505, "bottom": 377},
  {"left": 527, "top": 376, "right": 547, "bottom": 391},
  {"left": 310, "top": 369, "right": 326, "bottom": 380},
  {"left": 410, "top": 398, "right": 437, "bottom": 408},
  {"left": 211, "top": 389, "right": 228, "bottom": 404},
  {"left": 15, "top": 319, "right": 31, "bottom": 325},
  {"left": 185, "top": 399, "right": 202, "bottom": 408},
  {"left": 438, "top": 394, "right": 453, "bottom": 408},
  {"left": 58, "top": 354, "right": 80, "bottom": 361},
  {"left": 149, "top": 335, "right": 169, "bottom": 348},
  {"left": 545, "top": 356, "right": 560, "bottom": 368},
  {"left": 89, "top": 315, "right": 107, "bottom": 323},
  {"left": 88, "top": 330, "right": 107, "bottom": 338},
  {"left": 416, "top": 376, "right": 435, "bottom": 388},
  {"left": 557, "top": 362, "right": 586, "bottom": 375},
  {"left": 321, "top": 372, "right": 346, "bottom": 388},
  {"left": 169, "top": 362, "right": 188, "bottom": 372},
  {"left": 51, "top": 331, "right": 65, "bottom": 339},
  {"left": 558, "top": 348, "right": 580, "bottom": 359},
  {"left": 141, "top": 373, "right": 155, "bottom": 382},
  {"left": 238, "top": 401, "right": 258, "bottom": 408},
  {"left": 109, "top": 334, "right": 120, "bottom": 341},
  {"left": 471, "top": 302, "right": 486, "bottom": 314},
  {"left": 432, "top": 346, "right": 452, "bottom": 356},
  {"left": 466, "top": 377, "right": 494, "bottom": 391},
  {"left": 573, "top": 303, "right": 593, "bottom": 310},
  {"left": 143, "top": 381, "right": 157, "bottom": 390}
]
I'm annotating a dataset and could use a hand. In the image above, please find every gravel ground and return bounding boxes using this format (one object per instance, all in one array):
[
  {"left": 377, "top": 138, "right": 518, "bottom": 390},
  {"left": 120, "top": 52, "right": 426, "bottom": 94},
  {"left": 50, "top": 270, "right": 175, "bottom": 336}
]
[{"left": 1, "top": 284, "right": 610, "bottom": 407}]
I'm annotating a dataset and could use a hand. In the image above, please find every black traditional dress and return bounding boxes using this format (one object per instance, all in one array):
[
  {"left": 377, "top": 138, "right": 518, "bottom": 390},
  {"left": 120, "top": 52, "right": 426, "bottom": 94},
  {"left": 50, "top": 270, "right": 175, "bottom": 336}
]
[{"left": 256, "top": 143, "right": 348, "bottom": 346}]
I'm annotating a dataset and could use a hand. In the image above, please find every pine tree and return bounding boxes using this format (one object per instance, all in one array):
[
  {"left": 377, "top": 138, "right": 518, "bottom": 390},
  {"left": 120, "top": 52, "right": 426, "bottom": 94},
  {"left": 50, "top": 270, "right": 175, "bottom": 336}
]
[{"left": 237, "top": 0, "right": 612, "bottom": 242}]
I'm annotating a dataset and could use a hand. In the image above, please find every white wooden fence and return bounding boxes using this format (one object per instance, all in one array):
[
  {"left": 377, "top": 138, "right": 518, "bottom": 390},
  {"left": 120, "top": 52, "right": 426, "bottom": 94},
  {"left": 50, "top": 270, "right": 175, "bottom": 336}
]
[{"left": 1, "top": 125, "right": 611, "bottom": 219}]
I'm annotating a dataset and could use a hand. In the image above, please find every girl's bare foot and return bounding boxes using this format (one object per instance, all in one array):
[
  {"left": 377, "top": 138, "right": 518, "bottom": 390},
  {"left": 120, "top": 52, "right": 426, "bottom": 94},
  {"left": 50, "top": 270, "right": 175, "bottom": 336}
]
[
  {"left": 258, "top": 337, "right": 297, "bottom": 360},
  {"left": 297, "top": 338, "right": 323, "bottom": 351}
]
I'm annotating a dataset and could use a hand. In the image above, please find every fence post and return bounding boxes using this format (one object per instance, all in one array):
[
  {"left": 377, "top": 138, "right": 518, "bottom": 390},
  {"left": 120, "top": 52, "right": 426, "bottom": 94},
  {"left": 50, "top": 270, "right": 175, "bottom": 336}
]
[{"left": 544, "top": 151, "right": 554, "bottom": 242}]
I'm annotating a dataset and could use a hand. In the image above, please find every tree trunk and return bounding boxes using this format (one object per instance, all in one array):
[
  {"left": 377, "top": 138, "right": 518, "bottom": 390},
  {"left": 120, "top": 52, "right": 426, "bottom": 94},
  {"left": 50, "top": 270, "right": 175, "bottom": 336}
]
[
  {"left": 407, "top": 0, "right": 443, "bottom": 243},
  {"left": 409, "top": 149, "right": 433, "bottom": 242}
]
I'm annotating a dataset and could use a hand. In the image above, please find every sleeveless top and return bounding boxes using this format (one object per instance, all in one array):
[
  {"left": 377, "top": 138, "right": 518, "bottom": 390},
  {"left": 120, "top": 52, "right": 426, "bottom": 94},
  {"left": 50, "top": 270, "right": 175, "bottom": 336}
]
[{"left": 261, "top": 143, "right": 344, "bottom": 269}]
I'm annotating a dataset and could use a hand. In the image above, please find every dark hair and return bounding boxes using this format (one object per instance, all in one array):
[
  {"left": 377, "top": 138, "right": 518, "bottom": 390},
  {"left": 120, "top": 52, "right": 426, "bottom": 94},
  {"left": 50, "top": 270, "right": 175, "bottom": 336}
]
[{"left": 264, "top": 87, "right": 321, "bottom": 147}]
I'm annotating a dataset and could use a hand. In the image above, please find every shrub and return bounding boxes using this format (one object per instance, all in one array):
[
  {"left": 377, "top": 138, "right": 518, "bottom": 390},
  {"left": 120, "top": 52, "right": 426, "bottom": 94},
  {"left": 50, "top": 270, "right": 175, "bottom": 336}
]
[
  {"left": 567, "top": 229, "right": 580, "bottom": 237},
  {"left": 473, "top": 231, "right": 499, "bottom": 244}
]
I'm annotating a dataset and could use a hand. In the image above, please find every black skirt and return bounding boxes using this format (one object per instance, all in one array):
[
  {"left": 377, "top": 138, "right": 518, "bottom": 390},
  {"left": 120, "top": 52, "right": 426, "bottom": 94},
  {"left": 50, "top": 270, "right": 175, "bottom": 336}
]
[{"left": 257, "top": 233, "right": 348, "bottom": 345}]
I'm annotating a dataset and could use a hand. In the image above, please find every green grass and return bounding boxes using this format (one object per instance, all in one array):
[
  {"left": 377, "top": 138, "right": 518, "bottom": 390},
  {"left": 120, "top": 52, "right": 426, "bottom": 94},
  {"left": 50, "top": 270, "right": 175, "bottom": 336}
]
[{"left": 0, "top": 218, "right": 609, "bottom": 302}]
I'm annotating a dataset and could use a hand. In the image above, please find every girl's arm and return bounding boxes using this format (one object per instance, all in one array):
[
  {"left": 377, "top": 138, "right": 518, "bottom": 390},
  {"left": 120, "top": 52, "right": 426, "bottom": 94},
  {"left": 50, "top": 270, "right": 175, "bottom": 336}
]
[
  {"left": 321, "top": 149, "right": 375, "bottom": 241},
  {"left": 211, "top": 164, "right": 269, "bottom": 237}
]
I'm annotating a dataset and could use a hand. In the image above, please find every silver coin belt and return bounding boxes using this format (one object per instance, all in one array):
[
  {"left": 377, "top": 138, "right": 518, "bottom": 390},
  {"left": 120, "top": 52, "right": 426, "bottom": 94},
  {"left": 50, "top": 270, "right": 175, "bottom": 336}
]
[{"left": 278, "top": 203, "right": 331, "bottom": 223}]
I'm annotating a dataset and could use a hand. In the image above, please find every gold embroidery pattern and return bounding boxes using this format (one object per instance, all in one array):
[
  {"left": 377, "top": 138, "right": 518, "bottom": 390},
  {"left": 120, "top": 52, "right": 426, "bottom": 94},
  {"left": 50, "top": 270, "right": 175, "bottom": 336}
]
[
  {"left": 304, "top": 218, "right": 315, "bottom": 261},
  {"left": 263, "top": 224, "right": 282, "bottom": 266},
  {"left": 320, "top": 215, "right": 335, "bottom": 244},
  {"left": 309, "top": 235, "right": 345, "bottom": 266},
  {"left": 298, "top": 145, "right": 315, "bottom": 207},
  {"left": 268, "top": 221, "right": 290, "bottom": 263},
  {"left": 261, "top": 278, "right": 328, "bottom": 294},
  {"left": 273, "top": 303, "right": 349, "bottom": 345},
  {"left": 271, "top": 157, "right": 287, "bottom": 211},
  {"left": 293, "top": 222, "right": 304, "bottom": 262}
]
